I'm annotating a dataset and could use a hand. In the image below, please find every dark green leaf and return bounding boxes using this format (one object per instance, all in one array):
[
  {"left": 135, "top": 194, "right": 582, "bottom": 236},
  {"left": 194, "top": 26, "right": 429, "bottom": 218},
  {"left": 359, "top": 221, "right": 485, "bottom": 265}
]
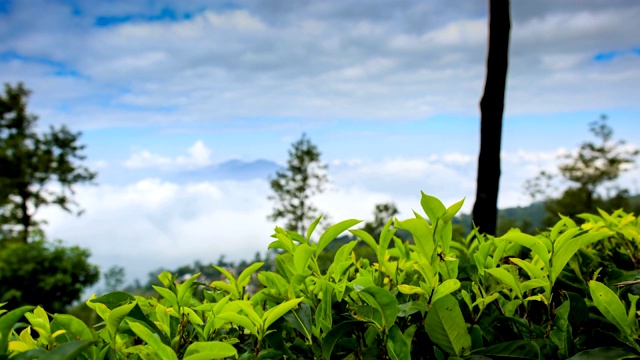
[
  {"left": 387, "top": 325, "right": 411, "bottom": 360},
  {"left": 322, "top": 321, "right": 359, "bottom": 360},
  {"left": 38, "top": 341, "right": 93, "bottom": 360},
  {"left": 359, "top": 286, "right": 399, "bottom": 330},
  {"left": 568, "top": 347, "right": 640, "bottom": 359},
  {"left": 51, "top": 314, "right": 95, "bottom": 342},
  {"left": 473, "top": 340, "right": 543, "bottom": 359}
]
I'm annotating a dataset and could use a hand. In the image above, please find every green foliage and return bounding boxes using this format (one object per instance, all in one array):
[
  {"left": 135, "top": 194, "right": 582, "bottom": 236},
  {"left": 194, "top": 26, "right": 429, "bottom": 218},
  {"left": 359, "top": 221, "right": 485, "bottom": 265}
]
[
  {"left": 0, "top": 82, "right": 97, "bottom": 242},
  {"left": 3, "top": 192, "right": 640, "bottom": 359},
  {"left": 268, "top": 133, "right": 329, "bottom": 234},
  {"left": 525, "top": 115, "right": 639, "bottom": 226},
  {"left": 0, "top": 238, "right": 99, "bottom": 313}
]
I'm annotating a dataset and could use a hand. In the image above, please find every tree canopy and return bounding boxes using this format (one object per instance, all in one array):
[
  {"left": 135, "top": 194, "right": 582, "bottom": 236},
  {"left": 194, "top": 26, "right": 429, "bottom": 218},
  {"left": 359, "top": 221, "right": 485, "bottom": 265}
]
[
  {"left": 268, "top": 133, "right": 328, "bottom": 234},
  {"left": 0, "top": 82, "right": 97, "bottom": 242},
  {"left": 526, "top": 115, "right": 639, "bottom": 224}
]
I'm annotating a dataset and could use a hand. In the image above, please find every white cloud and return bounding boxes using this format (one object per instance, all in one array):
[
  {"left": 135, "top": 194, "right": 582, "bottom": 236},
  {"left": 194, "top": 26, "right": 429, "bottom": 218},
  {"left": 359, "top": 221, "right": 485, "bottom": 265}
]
[
  {"left": 3, "top": 1, "right": 639, "bottom": 130},
  {"left": 124, "top": 140, "right": 213, "bottom": 171},
  {"left": 41, "top": 143, "right": 640, "bottom": 286}
]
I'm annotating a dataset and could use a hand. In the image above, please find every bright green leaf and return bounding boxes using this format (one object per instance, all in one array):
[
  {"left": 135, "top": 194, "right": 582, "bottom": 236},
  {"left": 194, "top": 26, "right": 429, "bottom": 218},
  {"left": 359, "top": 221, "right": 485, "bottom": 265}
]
[
  {"left": 589, "top": 280, "right": 631, "bottom": 337},
  {"left": 425, "top": 294, "right": 471, "bottom": 357},
  {"left": 431, "top": 279, "right": 461, "bottom": 305},
  {"left": 184, "top": 341, "right": 238, "bottom": 360},
  {"left": 106, "top": 301, "right": 136, "bottom": 339},
  {"left": 237, "top": 262, "right": 264, "bottom": 288},
  {"left": 420, "top": 192, "right": 446, "bottom": 223},
  {"left": 316, "top": 219, "right": 362, "bottom": 255},
  {"left": 263, "top": 298, "right": 304, "bottom": 331},
  {"left": 127, "top": 320, "right": 178, "bottom": 360}
]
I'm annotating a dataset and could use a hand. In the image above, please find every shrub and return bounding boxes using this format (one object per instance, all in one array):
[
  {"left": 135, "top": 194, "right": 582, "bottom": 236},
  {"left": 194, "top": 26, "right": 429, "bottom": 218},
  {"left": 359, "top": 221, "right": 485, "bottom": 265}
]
[{"left": 2, "top": 192, "right": 640, "bottom": 359}]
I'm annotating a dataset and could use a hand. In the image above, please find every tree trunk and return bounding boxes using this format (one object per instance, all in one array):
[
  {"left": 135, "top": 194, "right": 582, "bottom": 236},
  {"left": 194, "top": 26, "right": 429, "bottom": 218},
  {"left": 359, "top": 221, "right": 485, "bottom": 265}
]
[
  {"left": 18, "top": 187, "right": 31, "bottom": 243},
  {"left": 472, "top": 0, "right": 511, "bottom": 236}
]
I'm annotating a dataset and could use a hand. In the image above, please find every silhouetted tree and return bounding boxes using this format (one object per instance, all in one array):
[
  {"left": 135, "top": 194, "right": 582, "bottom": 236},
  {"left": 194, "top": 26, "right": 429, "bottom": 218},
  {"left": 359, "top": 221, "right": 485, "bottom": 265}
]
[
  {"left": 268, "top": 133, "right": 328, "bottom": 234},
  {"left": 0, "top": 82, "right": 97, "bottom": 242},
  {"left": 525, "top": 115, "right": 639, "bottom": 225},
  {"left": 472, "top": 0, "right": 511, "bottom": 236}
]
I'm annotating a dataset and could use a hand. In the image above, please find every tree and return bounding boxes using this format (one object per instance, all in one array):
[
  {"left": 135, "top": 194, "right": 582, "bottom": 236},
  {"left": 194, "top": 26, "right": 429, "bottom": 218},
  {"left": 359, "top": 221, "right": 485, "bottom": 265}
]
[
  {"left": 472, "top": 0, "right": 511, "bottom": 236},
  {"left": 268, "top": 133, "right": 328, "bottom": 234},
  {"left": 526, "top": 115, "right": 639, "bottom": 224},
  {"left": 0, "top": 82, "right": 97, "bottom": 242},
  {"left": 103, "top": 265, "right": 126, "bottom": 293},
  {"left": 0, "top": 235, "right": 99, "bottom": 313}
]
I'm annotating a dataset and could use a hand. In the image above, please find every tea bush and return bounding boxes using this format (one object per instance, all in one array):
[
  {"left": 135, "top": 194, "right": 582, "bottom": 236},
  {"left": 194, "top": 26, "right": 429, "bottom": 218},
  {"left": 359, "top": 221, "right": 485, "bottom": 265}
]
[{"left": 3, "top": 192, "right": 640, "bottom": 359}]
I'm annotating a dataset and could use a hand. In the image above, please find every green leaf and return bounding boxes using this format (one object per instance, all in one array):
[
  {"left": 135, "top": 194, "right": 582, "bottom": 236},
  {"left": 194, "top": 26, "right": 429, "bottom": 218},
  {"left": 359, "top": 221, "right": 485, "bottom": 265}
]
[
  {"left": 359, "top": 286, "right": 399, "bottom": 331},
  {"left": 51, "top": 314, "right": 95, "bottom": 342},
  {"left": 91, "top": 292, "right": 171, "bottom": 346},
  {"left": 509, "top": 258, "right": 547, "bottom": 280},
  {"left": 549, "top": 300, "right": 573, "bottom": 359},
  {"left": 378, "top": 218, "right": 396, "bottom": 261},
  {"left": 153, "top": 285, "right": 179, "bottom": 310},
  {"left": 183, "top": 341, "right": 238, "bottom": 360},
  {"left": 441, "top": 198, "right": 465, "bottom": 223},
  {"left": 25, "top": 307, "right": 50, "bottom": 334},
  {"left": 106, "top": 301, "right": 136, "bottom": 339},
  {"left": 178, "top": 272, "right": 201, "bottom": 306},
  {"left": 217, "top": 312, "right": 257, "bottom": 335},
  {"left": 306, "top": 214, "right": 324, "bottom": 241},
  {"left": 0, "top": 306, "right": 35, "bottom": 354},
  {"left": 420, "top": 192, "right": 446, "bottom": 223},
  {"left": 322, "top": 320, "right": 359, "bottom": 360},
  {"left": 472, "top": 340, "right": 543, "bottom": 359},
  {"left": 486, "top": 268, "right": 522, "bottom": 298},
  {"left": 213, "top": 265, "right": 237, "bottom": 287},
  {"left": 316, "top": 219, "right": 362, "bottom": 255},
  {"left": 284, "top": 302, "right": 313, "bottom": 342},
  {"left": 397, "top": 285, "right": 426, "bottom": 296},
  {"left": 470, "top": 325, "right": 483, "bottom": 349},
  {"left": 90, "top": 291, "right": 136, "bottom": 309},
  {"left": 127, "top": 320, "right": 178, "bottom": 360},
  {"left": 589, "top": 280, "right": 631, "bottom": 337},
  {"left": 425, "top": 294, "right": 471, "bottom": 357},
  {"left": 551, "top": 231, "right": 611, "bottom": 284},
  {"left": 567, "top": 347, "right": 640, "bottom": 359},
  {"left": 350, "top": 229, "right": 378, "bottom": 254},
  {"left": 38, "top": 340, "right": 93, "bottom": 360},
  {"left": 263, "top": 298, "right": 304, "bottom": 331},
  {"left": 210, "top": 281, "right": 240, "bottom": 299},
  {"left": 237, "top": 262, "right": 264, "bottom": 288},
  {"left": 431, "top": 279, "right": 461, "bottom": 305},
  {"left": 395, "top": 215, "right": 434, "bottom": 261},
  {"left": 387, "top": 325, "right": 411, "bottom": 360},
  {"left": 293, "top": 244, "right": 315, "bottom": 274},
  {"left": 500, "top": 231, "right": 550, "bottom": 273}
]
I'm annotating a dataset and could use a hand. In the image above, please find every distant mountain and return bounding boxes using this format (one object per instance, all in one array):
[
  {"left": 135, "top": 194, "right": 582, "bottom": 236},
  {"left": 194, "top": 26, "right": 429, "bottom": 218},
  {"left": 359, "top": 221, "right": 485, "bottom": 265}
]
[{"left": 176, "top": 159, "right": 282, "bottom": 182}]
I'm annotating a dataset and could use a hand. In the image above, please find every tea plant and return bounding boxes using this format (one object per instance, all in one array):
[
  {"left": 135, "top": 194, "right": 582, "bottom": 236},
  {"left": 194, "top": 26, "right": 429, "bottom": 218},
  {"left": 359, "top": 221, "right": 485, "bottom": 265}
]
[{"left": 2, "top": 192, "right": 640, "bottom": 359}]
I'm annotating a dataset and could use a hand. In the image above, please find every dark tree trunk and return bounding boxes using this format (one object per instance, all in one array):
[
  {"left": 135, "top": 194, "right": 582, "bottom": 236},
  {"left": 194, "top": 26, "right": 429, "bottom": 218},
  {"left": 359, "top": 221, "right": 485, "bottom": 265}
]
[{"left": 472, "top": 0, "right": 511, "bottom": 236}]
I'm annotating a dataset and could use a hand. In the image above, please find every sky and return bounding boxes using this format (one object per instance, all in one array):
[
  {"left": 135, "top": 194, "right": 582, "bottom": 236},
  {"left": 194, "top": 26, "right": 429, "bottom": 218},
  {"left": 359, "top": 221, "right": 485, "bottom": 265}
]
[{"left": 1, "top": 0, "right": 640, "bottom": 287}]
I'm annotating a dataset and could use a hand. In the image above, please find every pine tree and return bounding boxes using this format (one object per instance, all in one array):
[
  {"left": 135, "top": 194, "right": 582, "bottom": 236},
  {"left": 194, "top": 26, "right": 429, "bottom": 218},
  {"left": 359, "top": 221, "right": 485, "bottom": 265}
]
[{"left": 268, "top": 133, "right": 328, "bottom": 235}]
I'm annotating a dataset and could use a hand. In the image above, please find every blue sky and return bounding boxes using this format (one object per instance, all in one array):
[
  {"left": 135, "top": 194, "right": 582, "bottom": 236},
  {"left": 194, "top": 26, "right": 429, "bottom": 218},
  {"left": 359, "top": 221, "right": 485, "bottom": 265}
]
[{"left": 2, "top": 0, "right": 640, "bottom": 286}]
